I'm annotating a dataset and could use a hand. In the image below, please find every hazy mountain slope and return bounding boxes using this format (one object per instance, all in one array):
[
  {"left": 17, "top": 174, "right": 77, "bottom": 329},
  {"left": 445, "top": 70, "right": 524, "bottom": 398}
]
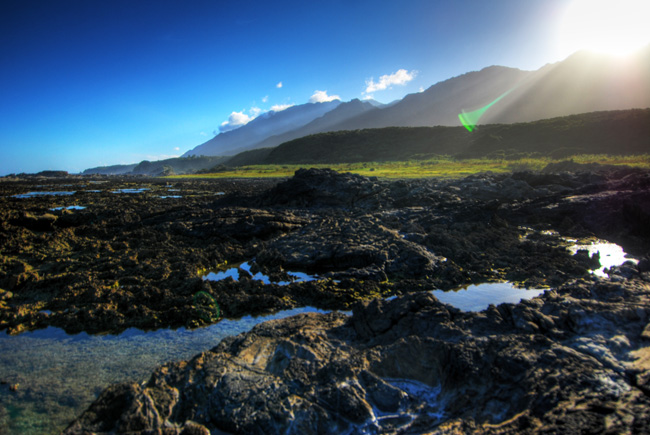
[
  {"left": 314, "top": 48, "right": 650, "bottom": 132},
  {"left": 83, "top": 156, "right": 228, "bottom": 176},
  {"left": 243, "top": 99, "right": 378, "bottom": 151},
  {"left": 182, "top": 47, "right": 650, "bottom": 160},
  {"left": 183, "top": 101, "right": 341, "bottom": 157},
  {"left": 328, "top": 66, "right": 532, "bottom": 130},
  {"left": 225, "top": 109, "right": 650, "bottom": 166},
  {"left": 82, "top": 163, "right": 138, "bottom": 175},
  {"left": 481, "top": 47, "right": 650, "bottom": 124}
]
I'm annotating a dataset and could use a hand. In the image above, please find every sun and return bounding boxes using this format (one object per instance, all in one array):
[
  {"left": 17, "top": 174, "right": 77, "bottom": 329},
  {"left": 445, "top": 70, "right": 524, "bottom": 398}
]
[{"left": 557, "top": 0, "right": 650, "bottom": 57}]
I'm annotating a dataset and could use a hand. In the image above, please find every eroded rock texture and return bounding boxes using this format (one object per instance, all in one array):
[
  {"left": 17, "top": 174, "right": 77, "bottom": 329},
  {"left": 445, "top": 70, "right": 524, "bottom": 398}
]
[
  {"left": 1, "top": 166, "right": 649, "bottom": 335},
  {"left": 65, "top": 271, "right": 650, "bottom": 434},
  {"left": 3, "top": 165, "right": 649, "bottom": 432}
]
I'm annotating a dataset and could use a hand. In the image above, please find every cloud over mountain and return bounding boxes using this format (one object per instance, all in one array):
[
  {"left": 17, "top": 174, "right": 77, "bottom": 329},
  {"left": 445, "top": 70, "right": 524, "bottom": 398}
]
[
  {"left": 270, "top": 103, "right": 294, "bottom": 112},
  {"left": 309, "top": 90, "right": 341, "bottom": 103},
  {"left": 365, "top": 69, "right": 417, "bottom": 94},
  {"left": 219, "top": 111, "right": 254, "bottom": 132}
]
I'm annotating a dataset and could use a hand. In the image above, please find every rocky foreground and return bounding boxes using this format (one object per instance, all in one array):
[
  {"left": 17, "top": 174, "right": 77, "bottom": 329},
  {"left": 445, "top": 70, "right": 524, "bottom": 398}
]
[
  {"left": 2, "top": 164, "right": 649, "bottom": 335},
  {"left": 2, "top": 164, "right": 650, "bottom": 432},
  {"left": 64, "top": 270, "right": 650, "bottom": 434}
]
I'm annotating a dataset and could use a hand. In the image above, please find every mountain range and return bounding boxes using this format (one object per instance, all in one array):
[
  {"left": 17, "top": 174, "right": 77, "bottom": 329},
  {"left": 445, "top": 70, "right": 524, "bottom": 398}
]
[{"left": 182, "top": 46, "right": 650, "bottom": 158}]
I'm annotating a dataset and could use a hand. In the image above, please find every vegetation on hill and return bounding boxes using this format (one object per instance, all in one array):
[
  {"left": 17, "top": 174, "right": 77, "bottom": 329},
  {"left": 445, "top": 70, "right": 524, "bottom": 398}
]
[
  {"left": 83, "top": 156, "right": 229, "bottom": 176},
  {"left": 170, "top": 154, "right": 650, "bottom": 180},
  {"left": 223, "top": 109, "right": 649, "bottom": 166}
]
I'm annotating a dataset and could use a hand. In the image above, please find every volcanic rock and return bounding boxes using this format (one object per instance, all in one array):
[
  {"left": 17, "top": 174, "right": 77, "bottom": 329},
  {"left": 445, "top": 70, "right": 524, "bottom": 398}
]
[{"left": 65, "top": 272, "right": 650, "bottom": 434}]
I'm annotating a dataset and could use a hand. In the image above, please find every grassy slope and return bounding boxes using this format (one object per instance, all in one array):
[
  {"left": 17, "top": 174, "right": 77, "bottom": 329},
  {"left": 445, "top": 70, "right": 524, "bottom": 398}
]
[
  {"left": 171, "top": 109, "right": 650, "bottom": 179},
  {"left": 170, "top": 154, "right": 650, "bottom": 180}
]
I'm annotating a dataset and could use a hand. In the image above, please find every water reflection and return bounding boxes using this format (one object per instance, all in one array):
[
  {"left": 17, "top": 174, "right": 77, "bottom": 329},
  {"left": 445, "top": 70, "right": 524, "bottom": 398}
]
[
  {"left": 0, "top": 306, "right": 329, "bottom": 434},
  {"left": 111, "top": 188, "right": 150, "bottom": 194},
  {"left": 50, "top": 205, "right": 86, "bottom": 211},
  {"left": 203, "top": 261, "right": 320, "bottom": 285},
  {"left": 13, "top": 191, "right": 76, "bottom": 198},
  {"left": 432, "top": 282, "right": 545, "bottom": 312}
]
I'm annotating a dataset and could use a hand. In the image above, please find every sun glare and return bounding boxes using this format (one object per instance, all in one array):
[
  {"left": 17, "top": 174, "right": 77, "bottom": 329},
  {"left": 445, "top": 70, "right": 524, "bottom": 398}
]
[{"left": 557, "top": 0, "right": 650, "bottom": 57}]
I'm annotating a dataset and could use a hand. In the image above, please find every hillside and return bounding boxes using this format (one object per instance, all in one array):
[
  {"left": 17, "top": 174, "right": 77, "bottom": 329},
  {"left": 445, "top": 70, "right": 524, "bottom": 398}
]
[
  {"left": 242, "top": 99, "right": 378, "bottom": 152},
  {"left": 181, "top": 47, "right": 650, "bottom": 160},
  {"left": 182, "top": 101, "right": 341, "bottom": 157},
  {"left": 480, "top": 47, "right": 650, "bottom": 124},
  {"left": 224, "top": 109, "right": 650, "bottom": 166},
  {"left": 83, "top": 156, "right": 229, "bottom": 176}
]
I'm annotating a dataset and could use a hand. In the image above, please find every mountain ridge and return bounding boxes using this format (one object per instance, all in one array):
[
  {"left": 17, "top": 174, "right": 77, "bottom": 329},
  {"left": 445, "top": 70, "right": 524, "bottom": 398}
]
[
  {"left": 183, "top": 100, "right": 341, "bottom": 157},
  {"left": 224, "top": 108, "right": 650, "bottom": 166},
  {"left": 182, "top": 47, "right": 650, "bottom": 159}
]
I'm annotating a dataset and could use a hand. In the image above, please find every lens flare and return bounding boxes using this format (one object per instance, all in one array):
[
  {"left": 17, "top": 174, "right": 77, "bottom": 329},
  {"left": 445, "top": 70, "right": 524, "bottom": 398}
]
[{"left": 458, "top": 89, "right": 513, "bottom": 132}]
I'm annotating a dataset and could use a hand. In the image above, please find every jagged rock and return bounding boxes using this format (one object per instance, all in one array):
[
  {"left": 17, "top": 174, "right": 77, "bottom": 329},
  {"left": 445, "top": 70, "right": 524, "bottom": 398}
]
[
  {"left": 256, "top": 215, "right": 445, "bottom": 280},
  {"left": 65, "top": 276, "right": 650, "bottom": 434},
  {"left": 260, "top": 168, "right": 388, "bottom": 209}
]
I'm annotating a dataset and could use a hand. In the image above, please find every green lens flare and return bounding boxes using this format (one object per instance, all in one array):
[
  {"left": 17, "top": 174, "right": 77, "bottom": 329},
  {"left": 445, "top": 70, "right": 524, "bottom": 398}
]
[{"left": 458, "top": 88, "right": 513, "bottom": 132}]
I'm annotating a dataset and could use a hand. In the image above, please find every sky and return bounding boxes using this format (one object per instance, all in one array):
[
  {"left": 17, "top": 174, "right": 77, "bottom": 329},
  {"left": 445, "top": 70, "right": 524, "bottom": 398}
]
[{"left": 1, "top": 0, "right": 648, "bottom": 175}]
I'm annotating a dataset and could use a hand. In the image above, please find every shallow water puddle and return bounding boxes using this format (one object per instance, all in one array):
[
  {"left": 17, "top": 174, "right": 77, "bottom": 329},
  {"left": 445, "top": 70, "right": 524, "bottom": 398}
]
[
  {"left": 568, "top": 241, "right": 638, "bottom": 277},
  {"left": 111, "top": 188, "right": 150, "bottom": 194},
  {"left": 13, "top": 191, "right": 76, "bottom": 198},
  {"left": 203, "top": 261, "right": 319, "bottom": 285},
  {"left": 50, "top": 205, "right": 86, "bottom": 211},
  {"left": 0, "top": 306, "right": 329, "bottom": 435},
  {"left": 431, "top": 282, "right": 546, "bottom": 312}
]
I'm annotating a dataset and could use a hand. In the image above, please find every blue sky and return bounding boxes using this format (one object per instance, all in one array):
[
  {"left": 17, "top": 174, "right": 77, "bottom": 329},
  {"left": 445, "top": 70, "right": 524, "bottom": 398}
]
[{"left": 0, "top": 0, "right": 621, "bottom": 174}]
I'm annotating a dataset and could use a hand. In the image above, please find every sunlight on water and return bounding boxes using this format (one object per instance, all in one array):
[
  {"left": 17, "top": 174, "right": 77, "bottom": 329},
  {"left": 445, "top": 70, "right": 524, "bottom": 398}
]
[{"left": 568, "top": 241, "right": 638, "bottom": 277}]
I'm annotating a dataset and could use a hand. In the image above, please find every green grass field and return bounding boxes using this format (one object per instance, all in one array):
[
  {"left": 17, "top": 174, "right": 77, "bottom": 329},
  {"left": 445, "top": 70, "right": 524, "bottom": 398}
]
[{"left": 167, "top": 154, "right": 650, "bottom": 180}]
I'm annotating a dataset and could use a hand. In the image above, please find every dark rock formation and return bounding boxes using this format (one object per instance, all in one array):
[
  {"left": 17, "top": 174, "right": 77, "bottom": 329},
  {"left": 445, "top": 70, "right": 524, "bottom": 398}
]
[
  {"left": 2, "top": 166, "right": 649, "bottom": 334},
  {"left": 65, "top": 270, "right": 650, "bottom": 434}
]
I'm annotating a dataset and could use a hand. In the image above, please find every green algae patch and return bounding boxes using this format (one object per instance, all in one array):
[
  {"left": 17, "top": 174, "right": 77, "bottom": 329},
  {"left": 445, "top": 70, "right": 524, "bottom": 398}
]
[{"left": 192, "top": 291, "right": 221, "bottom": 324}]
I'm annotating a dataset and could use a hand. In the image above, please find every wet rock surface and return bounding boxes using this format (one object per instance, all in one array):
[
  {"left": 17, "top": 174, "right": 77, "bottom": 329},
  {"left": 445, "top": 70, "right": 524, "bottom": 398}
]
[
  {"left": 0, "top": 167, "right": 648, "bottom": 336},
  {"left": 65, "top": 272, "right": 650, "bottom": 434},
  {"left": 2, "top": 166, "right": 650, "bottom": 432}
]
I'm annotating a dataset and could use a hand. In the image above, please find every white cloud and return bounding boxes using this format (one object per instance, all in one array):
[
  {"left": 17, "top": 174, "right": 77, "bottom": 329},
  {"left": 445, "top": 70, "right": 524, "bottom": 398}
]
[
  {"left": 309, "top": 90, "right": 341, "bottom": 103},
  {"left": 219, "top": 111, "right": 253, "bottom": 132},
  {"left": 174, "top": 147, "right": 180, "bottom": 151},
  {"left": 262, "top": 95, "right": 269, "bottom": 103},
  {"left": 199, "top": 131, "right": 208, "bottom": 137},
  {"left": 249, "top": 106, "right": 262, "bottom": 117},
  {"left": 364, "top": 69, "right": 417, "bottom": 94},
  {"left": 270, "top": 103, "right": 294, "bottom": 112},
  {"left": 276, "top": 81, "right": 283, "bottom": 88}
]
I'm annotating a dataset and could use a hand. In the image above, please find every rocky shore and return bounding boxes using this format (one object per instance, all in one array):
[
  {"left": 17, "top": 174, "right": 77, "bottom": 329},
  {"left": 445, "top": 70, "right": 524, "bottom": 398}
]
[
  {"left": 64, "top": 271, "right": 650, "bottom": 434},
  {"left": 2, "top": 164, "right": 650, "bottom": 432},
  {"left": 3, "top": 165, "right": 648, "bottom": 335}
]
